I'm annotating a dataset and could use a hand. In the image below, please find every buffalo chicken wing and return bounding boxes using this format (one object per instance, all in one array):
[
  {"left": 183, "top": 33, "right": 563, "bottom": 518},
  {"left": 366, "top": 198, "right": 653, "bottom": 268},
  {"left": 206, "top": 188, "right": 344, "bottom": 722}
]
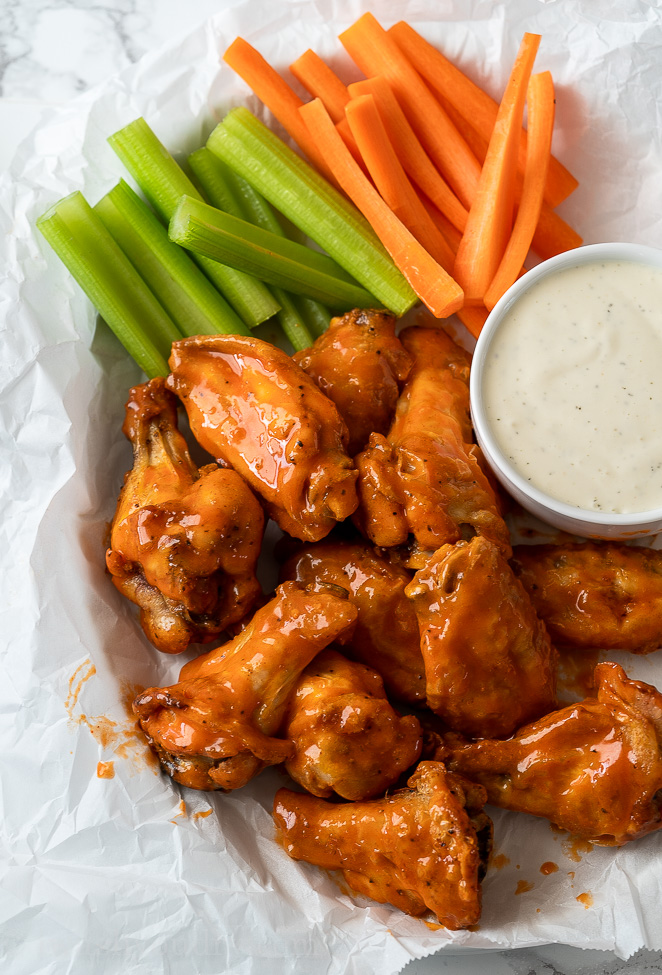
[
  {"left": 106, "top": 378, "right": 263, "bottom": 653},
  {"left": 441, "top": 662, "right": 662, "bottom": 845},
  {"left": 274, "top": 761, "right": 492, "bottom": 928},
  {"left": 167, "top": 334, "right": 358, "bottom": 541},
  {"left": 133, "top": 582, "right": 358, "bottom": 791},
  {"left": 293, "top": 307, "right": 412, "bottom": 455},
  {"left": 282, "top": 648, "right": 422, "bottom": 799},
  {"left": 512, "top": 541, "right": 662, "bottom": 653},
  {"left": 406, "top": 537, "right": 557, "bottom": 738},
  {"left": 279, "top": 539, "right": 426, "bottom": 704},
  {"left": 353, "top": 326, "right": 510, "bottom": 568}
]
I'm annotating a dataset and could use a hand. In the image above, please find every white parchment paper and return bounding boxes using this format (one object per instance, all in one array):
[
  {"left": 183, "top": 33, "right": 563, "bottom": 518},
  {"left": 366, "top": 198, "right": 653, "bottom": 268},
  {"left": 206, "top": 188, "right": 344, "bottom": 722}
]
[{"left": 2, "top": 1, "right": 662, "bottom": 972}]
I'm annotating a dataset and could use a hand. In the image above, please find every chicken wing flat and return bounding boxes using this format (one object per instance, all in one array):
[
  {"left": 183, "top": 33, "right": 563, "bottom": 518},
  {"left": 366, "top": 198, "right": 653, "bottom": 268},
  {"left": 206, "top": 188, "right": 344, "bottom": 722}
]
[
  {"left": 166, "top": 334, "right": 358, "bottom": 541},
  {"left": 279, "top": 539, "right": 425, "bottom": 704},
  {"left": 405, "top": 537, "right": 557, "bottom": 738},
  {"left": 282, "top": 648, "right": 422, "bottom": 800},
  {"left": 353, "top": 326, "right": 510, "bottom": 568},
  {"left": 293, "top": 307, "right": 412, "bottom": 455},
  {"left": 274, "top": 761, "right": 492, "bottom": 928},
  {"left": 106, "top": 378, "right": 264, "bottom": 653},
  {"left": 441, "top": 662, "right": 662, "bottom": 845},
  {"left": 511, "top": 541, "right": 662, "bottom": 653},
  {"left": 133, "top": 582, "right": 358, "bottom": 791}
]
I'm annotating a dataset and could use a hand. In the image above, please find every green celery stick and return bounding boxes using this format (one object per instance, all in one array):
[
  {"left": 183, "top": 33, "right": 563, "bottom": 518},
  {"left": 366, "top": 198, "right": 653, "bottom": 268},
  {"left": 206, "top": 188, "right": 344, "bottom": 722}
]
[
  {"left": 169, "top": 195, "right": 375, "bottom": 312},
  {"left": 94, "top": 179, "right": 244, "bottom": 337},
  {"left": 207, "top": 108, "right": 417, "bottom": 316},
  {"left": 189, "top": 149, "right": 315, "bottom": 348},
  {"left": 107, "top": 117, "right": 279, "bottom": 330},
  {"left": 295, "top": 296, "right": 331, "bottom": 338},
  {"left": 37, "top": 191, "right": 180, "bottom": 377}
]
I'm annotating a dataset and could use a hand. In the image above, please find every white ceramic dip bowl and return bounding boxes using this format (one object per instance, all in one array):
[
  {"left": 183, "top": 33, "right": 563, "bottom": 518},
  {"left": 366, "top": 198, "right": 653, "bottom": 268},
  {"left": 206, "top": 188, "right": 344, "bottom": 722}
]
[{"left": 470, "top": 241, "right": 662, "bottom": 539}]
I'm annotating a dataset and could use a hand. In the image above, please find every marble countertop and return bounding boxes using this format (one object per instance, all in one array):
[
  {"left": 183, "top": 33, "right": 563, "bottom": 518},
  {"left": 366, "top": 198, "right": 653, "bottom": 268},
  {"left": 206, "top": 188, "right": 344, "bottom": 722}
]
[{"left": 2, "top": 3, "right": 661, "bottom": 974}]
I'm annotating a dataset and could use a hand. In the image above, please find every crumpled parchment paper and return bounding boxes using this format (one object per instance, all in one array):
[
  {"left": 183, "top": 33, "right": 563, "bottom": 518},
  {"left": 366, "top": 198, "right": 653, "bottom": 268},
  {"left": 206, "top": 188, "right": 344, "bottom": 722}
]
[{"left": 2, "top": 1, "right": 662, "bottom": 972}]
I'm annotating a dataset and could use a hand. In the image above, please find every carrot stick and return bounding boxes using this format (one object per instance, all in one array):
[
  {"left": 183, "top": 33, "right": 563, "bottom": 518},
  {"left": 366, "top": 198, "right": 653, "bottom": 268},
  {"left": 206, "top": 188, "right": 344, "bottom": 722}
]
[
  {"left": 336, "top": 117, "right": 369, "bottom": 172},
  {"left": 345, "top": 94, "right": 456, "bottom": 273},
  {"left": 389, "top": 20, "right": 579, "bottom": 208},
  {"left": 456, "top": 305, "right": 489, "bottom": 340},
  {"left": 435, "top": 81, "right": 582, "bottom": 260},
  {"left": 299, "top": 98, "right": 464, "bottom": 318},
  {"left": 339, "top": 13, "right": 482, "bottom": 210},
  {"left": 485, "top": 71, "right": 555, "bottom": 310},
  {"left": 347, "top": 76, "right": 468, "bottom": 234},
  {"left": 223, "top": 38, "right": 335, "bottom": 183},
  {"left": 454, "top": 33, "right": 541, "bottom": 304},
  {"left": 289, "top": 49, "right": 350, "bottom": 123},
  {"left": 531, "top": 204, "right": 583, "bottom": 260}
]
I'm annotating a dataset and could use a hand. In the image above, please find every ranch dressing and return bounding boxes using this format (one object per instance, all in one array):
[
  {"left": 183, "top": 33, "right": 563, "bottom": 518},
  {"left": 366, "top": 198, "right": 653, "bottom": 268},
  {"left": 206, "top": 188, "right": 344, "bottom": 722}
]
[{"left": 482, "top": 260, "right": 662, "bottom": 513}]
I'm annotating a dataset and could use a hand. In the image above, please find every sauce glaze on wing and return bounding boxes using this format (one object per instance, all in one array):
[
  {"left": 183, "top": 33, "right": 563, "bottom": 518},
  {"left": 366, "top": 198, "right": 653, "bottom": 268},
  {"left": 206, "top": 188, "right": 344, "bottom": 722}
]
[{"left": 167, "top": 334, "right": 359, "bottom": 541}]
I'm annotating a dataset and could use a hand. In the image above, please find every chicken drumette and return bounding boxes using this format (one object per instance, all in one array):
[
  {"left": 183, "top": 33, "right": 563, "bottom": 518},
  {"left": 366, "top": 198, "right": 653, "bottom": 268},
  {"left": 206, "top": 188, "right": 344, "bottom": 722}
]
[
  {"left": 274, "top": 761, "right": 492, "bottom": 928},
  {"left": 406, "top": 536, "right": 557, "bottom": 738},
  {"left": 279, "top": 538, "right": 425, "bottom": 704},
  {"left": 511, "top": 541, "right": 662, "bottom": 653},
  {"left": 133, "top": 582, "right": 357, "bottom": 790},
  {"left": 106, "top": 377, "right": 264, "bottom": 653},
  {"left": 441, "top": 662, "right": 662, "bottom": 845},
  {"left": 282, "top": 648, "right": 422, "bottom": 800},
  {"left": 294, "top": 307, "right": 412, "bottom": 455},
  {"left": 167, "top": 334, "right": 358, "bottom": 541},
  {"left": 353, "top": 326, "right": 510, "bottom": 568}
]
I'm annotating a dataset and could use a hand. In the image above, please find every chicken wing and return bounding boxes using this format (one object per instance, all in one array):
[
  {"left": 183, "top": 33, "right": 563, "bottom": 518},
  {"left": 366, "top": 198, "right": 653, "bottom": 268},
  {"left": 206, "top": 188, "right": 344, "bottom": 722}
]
[
  {"left": 133, "top": 582, "right": 358, "bottom": 790},
  {"left": 106, "top": 377, "right": 264, "bottom": 653},
  {"left": 274, "top": 761, "right": 492, "bottom": 928},
  {"left": 282, "top": 648, "right": 422, "bottom": 800},
  {"left": 166, "top": 334, "right": 358, "bottom": 541},
  {"left": 405, "top": 536, "right": 557, "bottom": 738},
  {"left": 279, "top": 539, "right": 425, "bottom": 704},
  {"left": 353, "top": 326, "right": 510, "bottom": 568},
  {"left": 511, "top": 541, "right": 662, "bottom": 653},
  {"left": 441, "top": 662, "right": 662, "bottom": 845},
  {"left": 293, "top": 307, "right": 412, "bottom": 455}
]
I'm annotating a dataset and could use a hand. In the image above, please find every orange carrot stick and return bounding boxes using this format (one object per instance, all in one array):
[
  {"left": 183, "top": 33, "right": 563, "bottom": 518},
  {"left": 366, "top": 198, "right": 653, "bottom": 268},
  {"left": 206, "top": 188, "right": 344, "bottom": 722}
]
[
  {"left": 485, "top": 71, "right": 555, "bottom": 310},
  {"left": 299, "top": 98, "right": 464, "bottom": 318},
  {"left": 456, "top": 305, "right": 489, "bottom": 340},
  {"left": 344, "top": 94, "right": 456, "bottom": 273},
  {"left": 389, "top": 20, "right": 578, "bottom": 208},
  {"left": 223, "top": 38, "right": 334, "bottom": 182},
  {"left": 289, "top": 49, "right": 350, "bottom": 124},
  {"left": 435, "top": 83, "right": 582, "bottom": 260},
  {"left": 531, "top": 205, "right": 583, "bottom": 260},
  {"left": 454, "top": 33, "right": 541, "bottom": 304},
  {"left": 347, "top": 76, "right": 468, "bottom": 234},
  {"left": 339, "top": 13, "right": 482, "bottom": 210}
]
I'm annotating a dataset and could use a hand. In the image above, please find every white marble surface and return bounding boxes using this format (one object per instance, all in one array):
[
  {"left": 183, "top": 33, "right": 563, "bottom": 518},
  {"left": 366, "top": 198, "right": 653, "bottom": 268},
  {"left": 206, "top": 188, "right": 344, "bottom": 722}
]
[{"left": 2, "top": 3, "right": 661, "bottom": 974}]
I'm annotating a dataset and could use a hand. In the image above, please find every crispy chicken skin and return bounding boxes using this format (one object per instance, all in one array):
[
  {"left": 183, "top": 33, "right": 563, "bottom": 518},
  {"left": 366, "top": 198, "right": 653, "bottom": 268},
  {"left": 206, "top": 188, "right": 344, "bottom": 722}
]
[
  {"left": 353, "top": 326, "right": 510, "bottom": 568},
  {"left": 274, "top": 761, "right": 492, "bottom": 928},
  {"left": 293, "top": 307, "right": 412, "bottom": 455},
  {"left": 441, "top": 662, "right": 662, "bottom": 846},
  {"left": 133, "top": 582, "right": 358, "bottom": 791},
  {"left": 406, "top": 537, "right": 557, "bottom": 738},
  {"left": 511, "top": 542, "right": 662, "bottom": 653},
  {"left": 282, "top": 648, "right": 422, "bottom": 800},
  {"left": 106, "top": 378, "right": 264, "bottom": 653},
  {"left": 279, "top": 539, "right": 425, "bottom": 704},
  {"left": 166, "top": 334, "right": 358, "bottom": 541}
]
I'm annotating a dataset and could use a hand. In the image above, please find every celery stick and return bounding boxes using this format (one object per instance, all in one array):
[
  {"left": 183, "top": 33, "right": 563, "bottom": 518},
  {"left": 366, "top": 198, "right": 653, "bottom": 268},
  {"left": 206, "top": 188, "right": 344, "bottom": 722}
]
[
  {"left": 170, "top": 196, "right": 375, "bottom": 311},
  {"left": 296, "top": 296, "right": 331, "bottom": 337},
  {"left": 107, "top": 117, "right": 279, "bottom": 330},
  {"left": 37, "top": 191, "right": 179, "bottom": 378},
  {"left": 190, "top": 149, "right": 325, "bottom": 341},
  {"left": 95, "top": 180, "right": 249, "bottom": 337},
  {"left": 207, "top": 108, "right": 417, "bottom": 316}
]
